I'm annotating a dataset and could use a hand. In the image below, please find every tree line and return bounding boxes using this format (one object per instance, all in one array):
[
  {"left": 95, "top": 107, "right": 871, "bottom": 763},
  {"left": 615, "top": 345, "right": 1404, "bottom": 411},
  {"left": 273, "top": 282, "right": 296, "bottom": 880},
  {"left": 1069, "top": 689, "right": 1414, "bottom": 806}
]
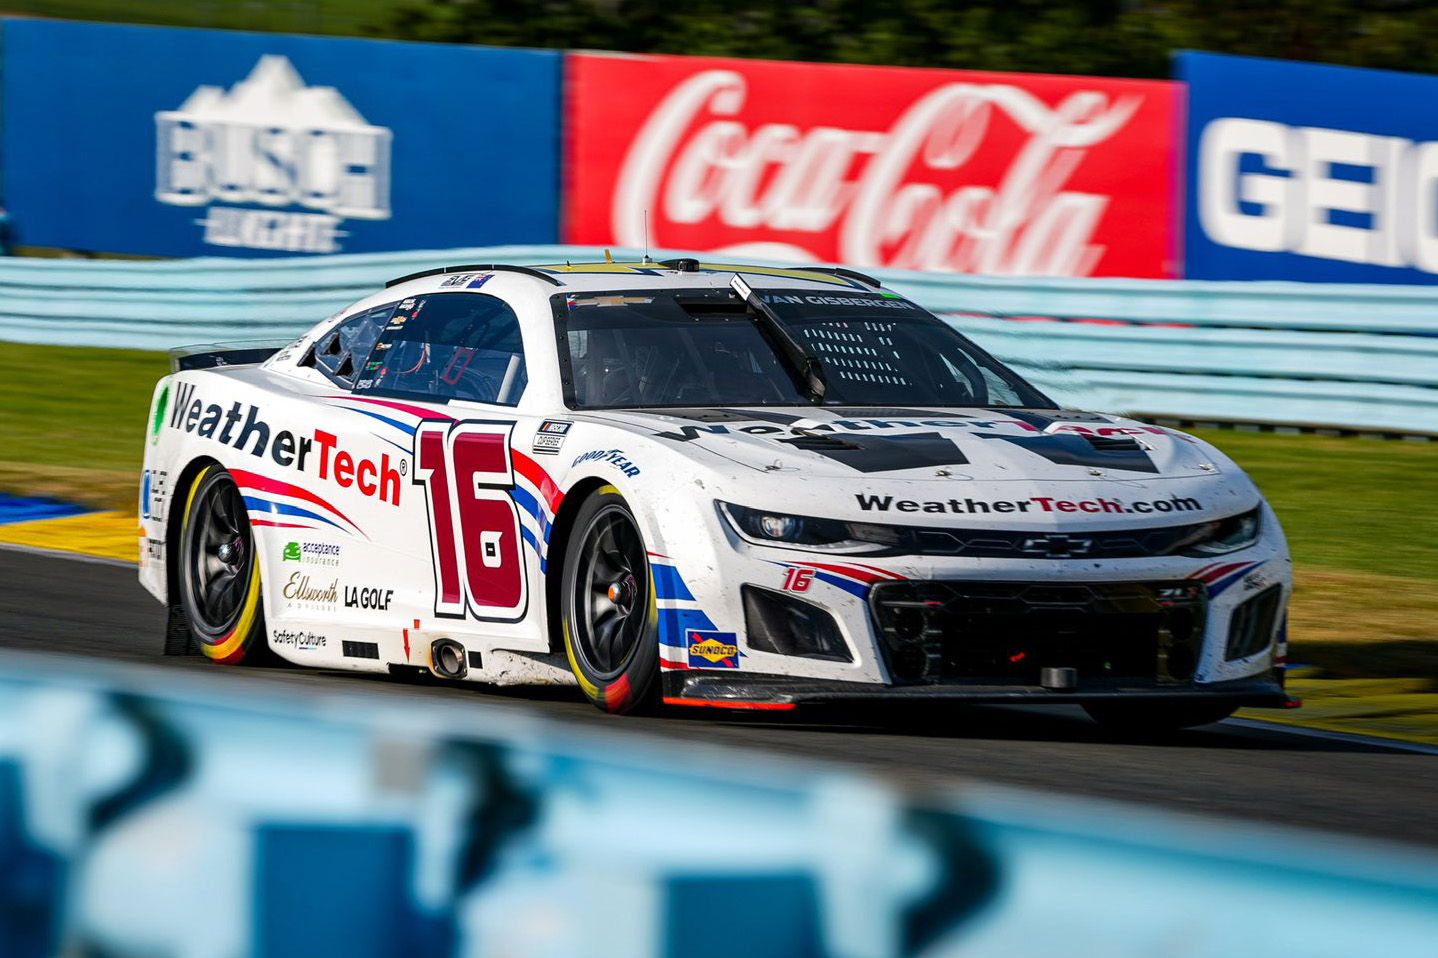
[{"left": 375, "top": 0, "right": 1438, "bottom": 78}]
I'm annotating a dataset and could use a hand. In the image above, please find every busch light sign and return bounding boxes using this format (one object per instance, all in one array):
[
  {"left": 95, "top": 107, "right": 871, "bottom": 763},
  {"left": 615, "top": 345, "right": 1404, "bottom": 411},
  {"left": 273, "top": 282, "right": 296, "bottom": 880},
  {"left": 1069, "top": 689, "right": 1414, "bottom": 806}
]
[
  {"left": 1180, "top": 51, "right": 1438, "bottom": 283},
  {"left": 0, "top": 19, "right": 559, "bottom": 256},
  {"left": 154, "top": 55, "right": 393, "bottom": 253}
]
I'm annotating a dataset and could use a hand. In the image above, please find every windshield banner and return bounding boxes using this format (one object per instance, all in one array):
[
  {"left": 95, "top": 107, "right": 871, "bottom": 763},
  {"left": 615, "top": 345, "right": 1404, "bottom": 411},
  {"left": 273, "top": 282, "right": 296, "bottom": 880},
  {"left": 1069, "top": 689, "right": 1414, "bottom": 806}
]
[
  {"left": 0, "top": 19, "right": 560, "bottom": 257},
  {"left": 564, "top": 52, "right": 1179, "bottom": 278},
  {"left": 1179, "top": 51, "right": 1438, "bottom": 283}
]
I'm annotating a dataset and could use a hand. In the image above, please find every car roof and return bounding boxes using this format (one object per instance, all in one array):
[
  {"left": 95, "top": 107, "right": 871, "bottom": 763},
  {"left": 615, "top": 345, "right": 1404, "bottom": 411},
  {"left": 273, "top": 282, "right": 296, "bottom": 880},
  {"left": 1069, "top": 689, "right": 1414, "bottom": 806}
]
[{"left": 383, "top": 260, "right": 886, "bottom": 296}]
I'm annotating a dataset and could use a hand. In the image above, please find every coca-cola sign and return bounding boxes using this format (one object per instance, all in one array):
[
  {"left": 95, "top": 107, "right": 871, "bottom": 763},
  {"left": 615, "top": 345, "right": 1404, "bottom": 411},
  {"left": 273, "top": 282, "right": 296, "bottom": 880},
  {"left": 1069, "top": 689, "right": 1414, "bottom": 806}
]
[{"left": 566, "top": 53, "right": 1178, "bottom": 277}]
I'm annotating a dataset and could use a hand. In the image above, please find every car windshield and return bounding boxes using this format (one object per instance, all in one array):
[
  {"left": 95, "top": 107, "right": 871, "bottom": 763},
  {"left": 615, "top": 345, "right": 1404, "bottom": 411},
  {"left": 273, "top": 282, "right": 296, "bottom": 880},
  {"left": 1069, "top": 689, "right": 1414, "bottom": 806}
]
[{"left": 555, "top": 287, "right": 1053, "bottom": 409}]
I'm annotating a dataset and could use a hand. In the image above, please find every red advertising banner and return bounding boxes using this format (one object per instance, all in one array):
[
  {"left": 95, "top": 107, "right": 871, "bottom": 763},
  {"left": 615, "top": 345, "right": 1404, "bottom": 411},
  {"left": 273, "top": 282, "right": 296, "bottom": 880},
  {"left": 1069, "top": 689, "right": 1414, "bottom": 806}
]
[{"left": 566, "top": 53, "right": 1178, "bottom": 277}]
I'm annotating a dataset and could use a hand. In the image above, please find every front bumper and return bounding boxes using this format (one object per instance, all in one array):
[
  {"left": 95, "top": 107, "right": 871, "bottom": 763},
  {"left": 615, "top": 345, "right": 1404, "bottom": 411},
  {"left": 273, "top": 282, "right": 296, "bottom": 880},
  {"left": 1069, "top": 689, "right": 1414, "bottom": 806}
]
[{"left": 662, "top": 671, "right": 1291, "bottom": 709}]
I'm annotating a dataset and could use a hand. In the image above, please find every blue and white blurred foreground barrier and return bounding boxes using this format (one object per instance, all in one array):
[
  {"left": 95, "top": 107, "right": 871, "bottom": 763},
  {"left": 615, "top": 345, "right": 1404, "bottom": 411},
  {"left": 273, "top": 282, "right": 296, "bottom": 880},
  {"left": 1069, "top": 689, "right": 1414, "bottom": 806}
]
[
  {"left": 2, "top": 652, "right": 1438, "bottom": 957},
  {"left": 2, "top": 246, "right": 1436, "bottom": 434}
]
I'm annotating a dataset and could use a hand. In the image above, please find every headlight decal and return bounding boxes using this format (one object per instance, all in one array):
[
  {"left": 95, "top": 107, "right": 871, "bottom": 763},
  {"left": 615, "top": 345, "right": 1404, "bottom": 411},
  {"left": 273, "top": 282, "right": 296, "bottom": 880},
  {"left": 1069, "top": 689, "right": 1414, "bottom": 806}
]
[
  {"left": 768, "top": 559, "right": 903, "bottom": 599},
  {"left": 1193, "top": 559, "right": 1266, "bottom": 598}
]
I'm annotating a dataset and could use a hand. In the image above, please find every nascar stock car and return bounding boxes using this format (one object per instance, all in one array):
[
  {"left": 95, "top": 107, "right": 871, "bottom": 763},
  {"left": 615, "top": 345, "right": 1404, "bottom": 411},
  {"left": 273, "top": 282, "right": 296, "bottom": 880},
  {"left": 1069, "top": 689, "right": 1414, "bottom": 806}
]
[{"left": 138, "top": 259, "right": 1294, "bottom": 729}]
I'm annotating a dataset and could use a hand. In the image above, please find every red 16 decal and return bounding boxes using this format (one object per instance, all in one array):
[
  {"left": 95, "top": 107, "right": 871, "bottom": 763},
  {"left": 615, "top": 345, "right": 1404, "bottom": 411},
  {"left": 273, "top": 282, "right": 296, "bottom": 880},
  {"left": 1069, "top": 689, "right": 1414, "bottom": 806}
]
[
  {"left": 414, "top": 421, "right": 527, "bottom": 620},
  {"left": 782, "top": 567, "right": 815, "bottom": 592}
]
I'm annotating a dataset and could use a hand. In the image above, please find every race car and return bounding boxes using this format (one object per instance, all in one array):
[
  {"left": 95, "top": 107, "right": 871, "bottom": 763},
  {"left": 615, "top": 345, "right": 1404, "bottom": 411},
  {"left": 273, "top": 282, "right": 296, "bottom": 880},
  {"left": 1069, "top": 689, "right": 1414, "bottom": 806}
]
[{"left": 138, "top": 259, "right": 1294, "bottom": 730}]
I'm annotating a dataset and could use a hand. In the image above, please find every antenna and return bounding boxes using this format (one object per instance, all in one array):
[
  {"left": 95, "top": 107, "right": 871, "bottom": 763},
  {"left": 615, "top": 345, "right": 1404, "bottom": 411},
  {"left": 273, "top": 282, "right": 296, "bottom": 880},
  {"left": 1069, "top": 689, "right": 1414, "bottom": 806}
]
[{"left": 642, "top": 210, "right": 653, "bottom": 264}]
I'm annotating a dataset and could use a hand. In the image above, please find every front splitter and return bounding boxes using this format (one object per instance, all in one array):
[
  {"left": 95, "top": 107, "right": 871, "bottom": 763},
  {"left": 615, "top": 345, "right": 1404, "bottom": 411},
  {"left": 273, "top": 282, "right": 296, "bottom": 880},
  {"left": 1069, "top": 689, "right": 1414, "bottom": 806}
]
[{"left": 661, "top": 670, "right": 1292, "bottom": 710}]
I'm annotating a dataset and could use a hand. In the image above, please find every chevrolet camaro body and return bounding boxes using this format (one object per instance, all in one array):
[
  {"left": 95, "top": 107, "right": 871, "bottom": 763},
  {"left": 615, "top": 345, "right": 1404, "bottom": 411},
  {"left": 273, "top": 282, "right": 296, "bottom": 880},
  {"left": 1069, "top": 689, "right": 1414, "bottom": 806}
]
[{"left": 139, "top": 261, "right": 1292, "bottom": 716}]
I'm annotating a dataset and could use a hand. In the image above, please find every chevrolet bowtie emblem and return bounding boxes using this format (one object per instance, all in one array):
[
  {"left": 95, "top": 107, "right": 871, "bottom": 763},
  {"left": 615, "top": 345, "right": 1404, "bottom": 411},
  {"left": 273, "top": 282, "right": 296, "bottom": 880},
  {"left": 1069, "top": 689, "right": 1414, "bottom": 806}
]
[{"left": 1020, "top": 534, "right": 1093, "bottom": 557}]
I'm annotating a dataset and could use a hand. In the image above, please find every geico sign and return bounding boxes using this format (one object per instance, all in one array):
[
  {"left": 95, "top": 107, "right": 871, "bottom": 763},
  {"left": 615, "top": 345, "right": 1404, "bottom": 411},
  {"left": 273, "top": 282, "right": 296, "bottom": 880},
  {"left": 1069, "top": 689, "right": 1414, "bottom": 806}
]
[{"left": 1199, "top": 117, "right": 1438, "bottom": 270}]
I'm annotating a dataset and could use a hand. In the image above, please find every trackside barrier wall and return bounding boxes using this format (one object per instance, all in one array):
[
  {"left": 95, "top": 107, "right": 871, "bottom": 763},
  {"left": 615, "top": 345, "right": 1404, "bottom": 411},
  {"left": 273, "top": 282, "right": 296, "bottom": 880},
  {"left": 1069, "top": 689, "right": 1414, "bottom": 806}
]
[
  {"left": 2, "top": 245, "right": 1436, "bottom": 434},
  {"left": 3, "top": 652, "right": 1438, "bottom": 957}
]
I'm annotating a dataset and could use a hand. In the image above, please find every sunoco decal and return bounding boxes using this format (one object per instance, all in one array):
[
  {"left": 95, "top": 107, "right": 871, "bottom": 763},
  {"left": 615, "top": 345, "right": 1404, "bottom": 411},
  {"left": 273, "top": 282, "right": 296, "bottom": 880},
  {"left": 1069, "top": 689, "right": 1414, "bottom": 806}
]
[{"left": 687, "top": 631, "right": 740, "bottom": 669}]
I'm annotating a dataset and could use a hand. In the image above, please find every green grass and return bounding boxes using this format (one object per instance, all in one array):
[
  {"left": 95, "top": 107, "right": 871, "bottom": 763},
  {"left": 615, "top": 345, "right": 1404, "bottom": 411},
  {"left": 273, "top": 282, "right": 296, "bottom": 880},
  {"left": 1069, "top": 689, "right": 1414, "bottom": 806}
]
[
  {"left": 1, "top": 341, "right": 1435, "bottom": 661},
  {"left": 0, "top": 342, "right": 168, "bottom": 509},
  {"left": 1191, "top": 428, "right": 1438, "bottom": 582},
  {"left": 1, "top": 2, "right": 406, "bottom": 38}
]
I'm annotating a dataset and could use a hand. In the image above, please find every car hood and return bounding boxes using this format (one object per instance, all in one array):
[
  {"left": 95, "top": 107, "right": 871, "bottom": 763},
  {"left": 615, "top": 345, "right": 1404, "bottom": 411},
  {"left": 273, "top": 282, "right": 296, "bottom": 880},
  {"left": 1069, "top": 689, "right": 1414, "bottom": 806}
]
[{"left": 583, "top": 406, "right": 1224, "bottom": 482}]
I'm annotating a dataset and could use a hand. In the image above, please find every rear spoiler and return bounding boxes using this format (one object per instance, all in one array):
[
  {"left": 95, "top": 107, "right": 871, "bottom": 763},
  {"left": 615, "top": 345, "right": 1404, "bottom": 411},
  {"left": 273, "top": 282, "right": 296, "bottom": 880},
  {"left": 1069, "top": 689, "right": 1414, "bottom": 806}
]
[{"left": 169, "top": 340, "right": 289, "bottom": 373}]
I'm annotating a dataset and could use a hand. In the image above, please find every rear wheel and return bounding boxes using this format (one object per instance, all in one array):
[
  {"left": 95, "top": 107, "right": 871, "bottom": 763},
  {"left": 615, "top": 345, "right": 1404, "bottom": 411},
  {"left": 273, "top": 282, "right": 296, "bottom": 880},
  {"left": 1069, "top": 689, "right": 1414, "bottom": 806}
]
[
  {"left": 176, "top": 466, "right": 270, "bottom": 665},
  {"left": 1083, "top": 700, "right": 1237, "bottom": 735},
  {"left": 560, "top": 486, "right": 659, "bottom": 714}
]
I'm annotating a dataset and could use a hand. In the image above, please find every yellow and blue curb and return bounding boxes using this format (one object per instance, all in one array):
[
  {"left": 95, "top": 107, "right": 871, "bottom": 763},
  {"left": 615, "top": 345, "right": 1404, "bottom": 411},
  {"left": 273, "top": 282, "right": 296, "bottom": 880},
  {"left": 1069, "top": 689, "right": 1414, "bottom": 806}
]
[{"left": 0, "top": 494, "right": 139, "bottom": 563}]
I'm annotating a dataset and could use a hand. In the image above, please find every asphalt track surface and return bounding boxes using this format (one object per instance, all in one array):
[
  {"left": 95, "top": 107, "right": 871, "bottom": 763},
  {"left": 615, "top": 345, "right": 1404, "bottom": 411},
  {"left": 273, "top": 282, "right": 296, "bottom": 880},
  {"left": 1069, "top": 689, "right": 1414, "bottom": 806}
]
[{"left": 4, "top": 547, "right": 1437, "bottom": 850}]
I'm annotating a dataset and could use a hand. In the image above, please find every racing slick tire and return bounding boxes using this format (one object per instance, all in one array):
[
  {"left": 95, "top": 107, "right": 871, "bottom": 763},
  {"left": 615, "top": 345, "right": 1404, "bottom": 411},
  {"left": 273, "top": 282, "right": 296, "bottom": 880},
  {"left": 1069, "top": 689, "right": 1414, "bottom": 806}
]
[
  {"left": 1082, "top": 700, "right": 1237, "bottom": 735},
  {"left": 175, "top": 465, "right": 272, "bottom": 665},
  {"left": 560, "top": 486, "right": 660, "bottom": 714}
]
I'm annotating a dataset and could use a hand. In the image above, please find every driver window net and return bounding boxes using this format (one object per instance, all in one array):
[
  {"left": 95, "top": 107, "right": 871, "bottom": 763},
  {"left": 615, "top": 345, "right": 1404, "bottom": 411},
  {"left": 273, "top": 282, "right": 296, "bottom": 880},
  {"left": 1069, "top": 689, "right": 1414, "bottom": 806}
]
[{"left": 798, "top": 323, "right": 911, "bottom": 387}]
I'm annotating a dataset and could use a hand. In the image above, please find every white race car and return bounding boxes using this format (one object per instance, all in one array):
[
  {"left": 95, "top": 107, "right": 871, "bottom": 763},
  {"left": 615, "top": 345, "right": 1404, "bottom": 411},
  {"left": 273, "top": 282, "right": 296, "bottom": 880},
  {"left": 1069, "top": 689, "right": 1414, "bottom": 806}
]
[{"left": 139, "top": 259, "right": 1294, "bottom": 729}]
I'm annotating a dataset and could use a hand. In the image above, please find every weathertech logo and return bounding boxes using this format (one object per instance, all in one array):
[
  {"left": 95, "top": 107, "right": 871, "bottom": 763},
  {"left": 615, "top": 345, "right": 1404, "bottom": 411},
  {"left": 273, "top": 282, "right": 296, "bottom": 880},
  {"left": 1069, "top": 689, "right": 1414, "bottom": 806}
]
[
  {"left": 155, "top": 55, "right": 392, "bottom": 253},
  {"left": 855, "top": 493, "right": 1203, "bottom": 515},
  {"left": 169, "top": 382, "right": 403, "bottom": 506}
]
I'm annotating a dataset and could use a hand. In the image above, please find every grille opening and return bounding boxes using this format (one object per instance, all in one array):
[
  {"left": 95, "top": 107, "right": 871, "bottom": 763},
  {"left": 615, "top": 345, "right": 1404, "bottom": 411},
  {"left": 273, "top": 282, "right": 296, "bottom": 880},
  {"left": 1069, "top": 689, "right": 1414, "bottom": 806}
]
[
  {"left": 870, "top": 581, "right": 1206, "bottom": 686},
  {"left": 1226, "top": 585, "right": 1283, "bottom": 661}
]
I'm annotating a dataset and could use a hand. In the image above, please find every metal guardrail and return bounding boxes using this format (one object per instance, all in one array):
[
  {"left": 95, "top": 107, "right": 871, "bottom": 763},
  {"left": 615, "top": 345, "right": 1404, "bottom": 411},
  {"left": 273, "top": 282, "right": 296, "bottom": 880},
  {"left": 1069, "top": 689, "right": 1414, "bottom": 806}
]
[
  {"left": 4, "top": 652, "right": 1438, "bottom": 957},
  {"left": 2, "top": 245, "right": 1435, "bottom": 434}
]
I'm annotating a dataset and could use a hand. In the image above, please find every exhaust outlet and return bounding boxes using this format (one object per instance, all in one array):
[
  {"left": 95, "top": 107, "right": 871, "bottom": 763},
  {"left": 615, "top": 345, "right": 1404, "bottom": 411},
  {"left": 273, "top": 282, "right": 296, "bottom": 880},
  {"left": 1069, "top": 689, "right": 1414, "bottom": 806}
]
[
  {"left": 1040, "top": 667, "right": 1078, "bottom": 691},
  {"left": 430, "top": 639, "right": 468, "bottom": 680}
]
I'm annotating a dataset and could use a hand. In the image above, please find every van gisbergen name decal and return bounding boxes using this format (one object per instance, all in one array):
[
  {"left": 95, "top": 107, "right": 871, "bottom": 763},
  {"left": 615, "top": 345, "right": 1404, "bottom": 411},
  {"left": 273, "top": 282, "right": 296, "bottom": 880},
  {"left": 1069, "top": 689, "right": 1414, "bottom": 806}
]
[{"left": 169, "top": 382, "right": 403, "bottom": 505}]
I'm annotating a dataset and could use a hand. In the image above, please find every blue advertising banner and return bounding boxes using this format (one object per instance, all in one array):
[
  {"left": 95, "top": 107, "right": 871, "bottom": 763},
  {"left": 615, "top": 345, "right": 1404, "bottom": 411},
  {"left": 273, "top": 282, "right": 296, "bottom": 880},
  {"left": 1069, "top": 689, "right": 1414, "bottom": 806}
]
[
  {"left": 0, "top": 19, "right": 560, "bottom": 256},
  {"left": 1180, "top": 51, "right": 1438, "bottom": 283}
]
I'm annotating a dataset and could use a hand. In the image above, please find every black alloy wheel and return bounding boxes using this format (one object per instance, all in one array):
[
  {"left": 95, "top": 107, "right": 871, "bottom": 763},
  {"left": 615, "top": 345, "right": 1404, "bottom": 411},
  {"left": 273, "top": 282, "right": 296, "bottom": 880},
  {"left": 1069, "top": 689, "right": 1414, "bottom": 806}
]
[
  {"left": 561, "top": 487, "right": 659, "bottom": 713},
  {"left": 178, "top": 466, "right": 269, "bottom": 664}
]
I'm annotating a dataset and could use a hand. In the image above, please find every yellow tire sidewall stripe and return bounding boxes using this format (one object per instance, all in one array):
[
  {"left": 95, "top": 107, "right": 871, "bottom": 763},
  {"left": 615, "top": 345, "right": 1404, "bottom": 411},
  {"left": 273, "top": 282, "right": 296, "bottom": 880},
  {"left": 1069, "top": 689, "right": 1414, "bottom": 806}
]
[{"left": 183, "top": 466, "right": 261, "bottom": 661}]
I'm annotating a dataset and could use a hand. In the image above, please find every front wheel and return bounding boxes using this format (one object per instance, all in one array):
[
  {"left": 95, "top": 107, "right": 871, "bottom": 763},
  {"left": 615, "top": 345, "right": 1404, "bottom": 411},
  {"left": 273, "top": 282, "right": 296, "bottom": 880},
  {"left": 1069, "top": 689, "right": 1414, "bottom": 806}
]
[
  {"left": 176, "top": 465, "right": 270, "bottom": 665},
  {"left": 1083, "top": 700, "right": 1237, "bottom": 735},
  {"left": 559, "top": 486, "right": 659, "bottom": 714}
]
